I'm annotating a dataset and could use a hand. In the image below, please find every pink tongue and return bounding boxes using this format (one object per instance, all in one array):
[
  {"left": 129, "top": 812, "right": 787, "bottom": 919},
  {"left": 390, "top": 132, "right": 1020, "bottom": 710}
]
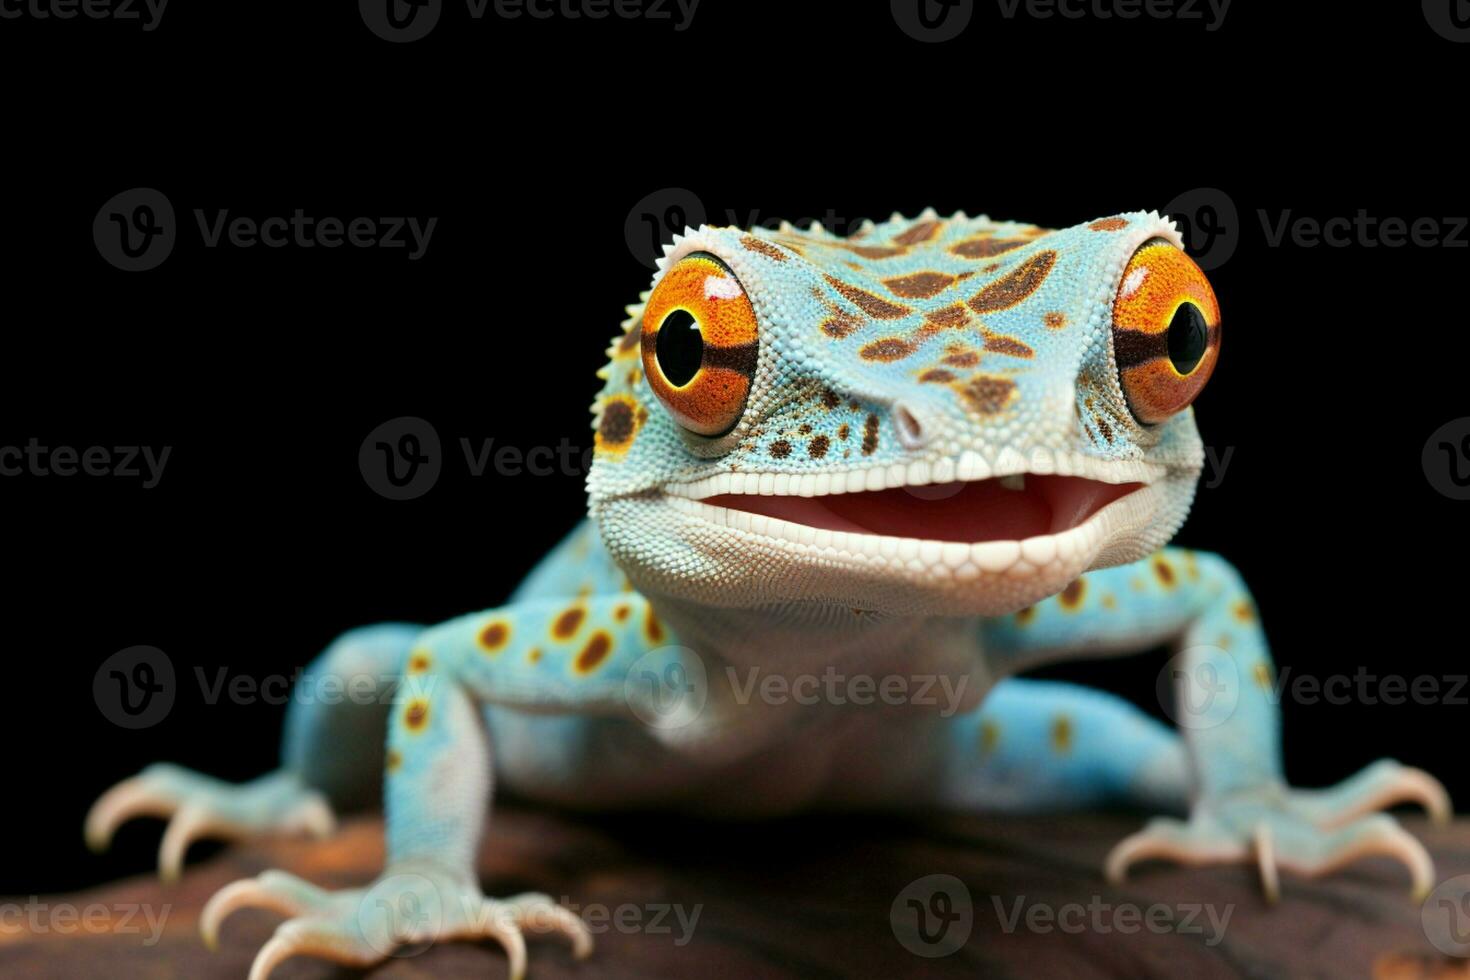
[{"left": 703, "top": 476, "right": 1142, "bottom": 543}]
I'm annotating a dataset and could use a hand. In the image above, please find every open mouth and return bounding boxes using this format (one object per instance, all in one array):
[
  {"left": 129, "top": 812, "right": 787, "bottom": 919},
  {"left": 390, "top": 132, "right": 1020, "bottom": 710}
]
[
  {"left": 660, "top": 455, "right": 1164, "bottom": 575},
  {"left": 701, "top": 475, "right": 1143, "bottom": 544}
]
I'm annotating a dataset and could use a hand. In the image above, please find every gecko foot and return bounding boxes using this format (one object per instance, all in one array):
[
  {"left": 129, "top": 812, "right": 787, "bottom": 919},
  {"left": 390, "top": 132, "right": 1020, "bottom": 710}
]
[
  {"left": 1105, "top": 760, "right": 1448, "bottom": 902},
  {"left": 201, "top": 865, "right": 592, "bottom": 980},
  {"left": 86, "top": 765, "right": 335, "bottom": 880}
]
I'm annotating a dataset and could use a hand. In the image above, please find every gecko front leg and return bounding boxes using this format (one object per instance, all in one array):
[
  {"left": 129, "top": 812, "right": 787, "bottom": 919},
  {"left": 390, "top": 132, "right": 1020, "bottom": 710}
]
[
  {"left": 201, "top": 594, "right": 698, "bottom": 980},
  {"left": 983, "top": 547, "right": 1450, "bottom": 901}
]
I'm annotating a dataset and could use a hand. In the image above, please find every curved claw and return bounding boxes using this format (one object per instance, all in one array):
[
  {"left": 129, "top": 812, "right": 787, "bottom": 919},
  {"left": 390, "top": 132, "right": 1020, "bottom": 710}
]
[
  {"left": 201, "top": 871, "right": 328, "bottom": 950},
  {"left": 1106, "top": 809, "right": 1436, "bottom": 905},
  {"left": 246, "top": 920, "right": 375, "bottom": 980},
  {"left": 468, "top": 905, "right": 529, "bottom": 980},
  {"left": 1253, "top": 822, "right": 1280, "bottom": 904},
  {"left": 1296, "top": 760, "right": 1453, "bottom": 830},
  {"left": 505, "top": 892, "right": 595, "bottom": 960},
  {"left": 1276, "top": 814, "right": 1436, "bottom": 903},
  {"left": 85, "top": 766, "right": 338, "bottom": 878},
  {"left": 1104, "top": 817, "right": 1243, "bottom": 885},
  {"left": 85, "top": 776, "right": 171, "bottom": 853},
  {"left": 203, "top": 870, "right": 590, "bottom": 980},
  {"left": 160, "top": 804, "right": 229, "bottom": 883}
]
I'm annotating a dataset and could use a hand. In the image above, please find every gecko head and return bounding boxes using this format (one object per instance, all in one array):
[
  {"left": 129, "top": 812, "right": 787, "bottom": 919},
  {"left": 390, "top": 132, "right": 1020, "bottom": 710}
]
[{"left": 587, "top": 210, "right": 1217, "bottom": 617}]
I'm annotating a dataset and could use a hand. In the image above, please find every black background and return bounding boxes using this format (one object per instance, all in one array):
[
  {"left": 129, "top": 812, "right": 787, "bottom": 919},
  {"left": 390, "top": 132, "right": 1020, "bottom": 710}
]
[{"left": 1, "top": 0, "right": 1466, "bottom": 895}]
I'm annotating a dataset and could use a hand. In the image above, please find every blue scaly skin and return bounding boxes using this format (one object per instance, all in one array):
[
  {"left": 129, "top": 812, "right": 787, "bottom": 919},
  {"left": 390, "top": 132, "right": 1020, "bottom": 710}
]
[{"left": 88, "top": 209, "right": 1450, "bottom": 978}]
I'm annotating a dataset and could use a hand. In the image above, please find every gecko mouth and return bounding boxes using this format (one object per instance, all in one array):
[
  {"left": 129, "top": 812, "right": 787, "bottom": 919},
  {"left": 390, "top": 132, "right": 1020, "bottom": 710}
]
[{"left": 700, "top": 475, "right": 1143, "bottom": 544}]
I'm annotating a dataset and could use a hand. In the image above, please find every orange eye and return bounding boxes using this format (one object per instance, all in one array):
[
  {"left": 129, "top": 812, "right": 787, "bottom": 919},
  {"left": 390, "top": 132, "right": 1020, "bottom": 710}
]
[
  {"left": 641, "top": 252, "right": 759, "bottom": 437},
  {"left": 1111, "top": 239, "right": 1221, "bottom": 424}
]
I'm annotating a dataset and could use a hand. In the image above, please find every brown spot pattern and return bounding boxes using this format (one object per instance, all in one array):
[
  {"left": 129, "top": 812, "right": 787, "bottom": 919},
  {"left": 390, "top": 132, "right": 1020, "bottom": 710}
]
[
  {"left": 1153, "top": 556, "right": 1176, "bottom": 588},
  {"left": 645, "top": 607, "right": 665, "bottom": 644},
  {"left": 770, "top": 439, "right": 792, "bottom": 458},
  {"left": 740, "top": 235, "right": 787, "bottom": 261},
  {"left": 1059, "top": 579, "right": 1086, "bottom": 611},
  {"left": 1043, "top": 311, "right": 1068, "bottom": 329},
  {"left": 861, "top": 414, "right": 879, "bottom": 455},
  {"left": 951, "top": 236, "right": 1027, "bottom": 259},
  {"left": 925, "top": 305, "right": 972, "bottom": 330},
  {"left": 404, "top": 700, "right": 429, "bottom": 732},
  {"left": 1089, "top": 217, "right": 1129, "bottom": 231},
  {"left": 1051, "top": 715, "right": 1073, "bottom": 753},
  {"left": 598, "top": 398, "right": 638, "bottom": 449},
  {"left": 825, "top": 275, "right": 911, "bottom": 319},
  {"left": 553, "top": 606, "right": 585, "bottom": 640},
  {"left": 861, "top": 337, "right": 916, "bottom": 362},
  {"left": 893, "top": 219, "right": 941, "bottom": 245},
  {"left": 982, "top": 332, "right": 1035, "bottom": 359},
  {"left": 920, "top": 368, "right": 955, "bottom": 383},
  {"left": 959, "top": 376, "right": 1017, "bottom": 415},
  {"left": 822, "top": 313, "right": 860, "bottom": 339},
  {"left": 576, "top": 632, "right": 613, "bottom": 674},
  {"left": 883, "top": 271, "right": 957, "bottom": 299},
  {"left": 479, "top": 622, "right": 509, "bottom": 653},
  {"left": 808, "top": 435, "right": 830, "bottom": 458},
  {"left": 968, "top": 251, "right": 1057, "bottom": 313}
]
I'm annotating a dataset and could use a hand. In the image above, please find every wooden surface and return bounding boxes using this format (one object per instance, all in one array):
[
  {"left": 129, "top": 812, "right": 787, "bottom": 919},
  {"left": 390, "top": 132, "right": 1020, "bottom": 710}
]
[{"left": 5, "top": 806, "right": 1470, "bottom": 979}]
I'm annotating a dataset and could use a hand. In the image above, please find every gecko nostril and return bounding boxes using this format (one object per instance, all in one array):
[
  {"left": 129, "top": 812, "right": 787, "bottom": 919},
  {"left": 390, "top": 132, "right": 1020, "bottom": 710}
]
[{"left": 893, "top": 403, "right": 929, "bottom": 451}]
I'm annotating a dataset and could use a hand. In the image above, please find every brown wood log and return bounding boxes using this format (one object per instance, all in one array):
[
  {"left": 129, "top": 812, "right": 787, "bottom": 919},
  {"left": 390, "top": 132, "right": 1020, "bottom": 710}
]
[{"left": 3, "top": 807, "right": 1469, "bottom": 978}]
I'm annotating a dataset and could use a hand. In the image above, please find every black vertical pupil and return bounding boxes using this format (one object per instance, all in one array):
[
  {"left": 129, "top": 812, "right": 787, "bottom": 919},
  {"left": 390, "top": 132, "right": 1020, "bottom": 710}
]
[
  {"left": 1166, "top": 302, "right": 1208, "bottom": 375},
  {"left": 656, "top": 309, "right": 704, "bottom": 387}
]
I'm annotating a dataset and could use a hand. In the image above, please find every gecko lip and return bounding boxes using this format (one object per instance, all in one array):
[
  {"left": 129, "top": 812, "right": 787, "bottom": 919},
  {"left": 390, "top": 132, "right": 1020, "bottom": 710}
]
[{"left": 700, "top": 476, "right": 1143, "bottom": 544}]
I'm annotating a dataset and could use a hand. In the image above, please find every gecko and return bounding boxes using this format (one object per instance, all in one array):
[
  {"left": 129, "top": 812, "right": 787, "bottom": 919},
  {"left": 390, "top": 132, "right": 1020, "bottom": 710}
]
[{"left": 87, "top": 208, "right": 1451, "bottom": 979}]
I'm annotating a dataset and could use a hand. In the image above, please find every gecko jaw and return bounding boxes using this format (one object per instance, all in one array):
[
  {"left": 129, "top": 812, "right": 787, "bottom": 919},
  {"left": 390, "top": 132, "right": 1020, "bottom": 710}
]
[{"left": 659, "top": 455, "right": 1173, "bottom": 582}]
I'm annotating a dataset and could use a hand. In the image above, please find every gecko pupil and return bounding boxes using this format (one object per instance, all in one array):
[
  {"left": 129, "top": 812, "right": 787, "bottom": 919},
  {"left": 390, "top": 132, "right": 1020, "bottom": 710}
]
[
  {"left": 656, "top": 308, "right": 704, "bottom": 387},
  {"left": 1166, "top": 302, "right": 1208, "bottom": 375}
]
